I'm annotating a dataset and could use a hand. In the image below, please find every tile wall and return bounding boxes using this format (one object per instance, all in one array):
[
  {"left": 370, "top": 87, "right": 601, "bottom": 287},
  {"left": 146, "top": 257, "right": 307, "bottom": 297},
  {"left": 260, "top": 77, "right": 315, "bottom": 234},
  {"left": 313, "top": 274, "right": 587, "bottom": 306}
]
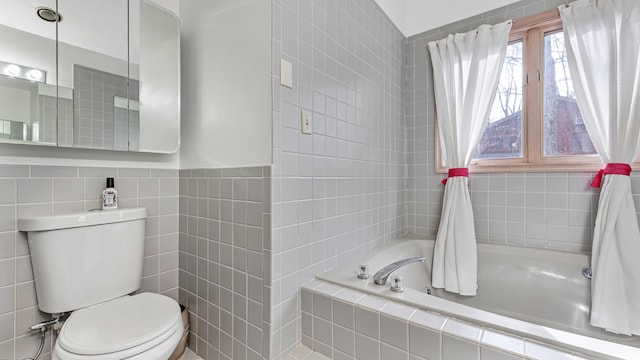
[
  {"left": 301, "top": 280, "right": 599, "bottom": 360},
  {"left": 178, "top": 167, "right": 271, "bottom": 360},
  {"left": 0, "top": 165, "right": 179, "bottom": 360},
  {"left": 73, "top": 65, "right": 139, "bottom": 150},
  {"left": 271, "top": 0, "right": 406, "bottom": 357},
  {"left": 404, "top": 0, "right": 609, "bottom": 252},
  {"left": 113, "top": 107, "right": 140, "bottom": 151},
  {"left": 38, "top": 96, "right": 73, "bottom": 146}
]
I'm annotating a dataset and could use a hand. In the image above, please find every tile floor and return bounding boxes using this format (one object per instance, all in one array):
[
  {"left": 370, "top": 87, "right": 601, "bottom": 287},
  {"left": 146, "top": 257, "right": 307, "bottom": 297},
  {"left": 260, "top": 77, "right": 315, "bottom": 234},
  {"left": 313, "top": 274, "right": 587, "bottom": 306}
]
[
  {"left": 179, "top": 348, "right": 203, "bottom": 360},
  {"left": 284, "top": 345, "right": 331, "bottom": 360},
  {"left": 181, "top": 345, "right": 326, "bottom": 360}
]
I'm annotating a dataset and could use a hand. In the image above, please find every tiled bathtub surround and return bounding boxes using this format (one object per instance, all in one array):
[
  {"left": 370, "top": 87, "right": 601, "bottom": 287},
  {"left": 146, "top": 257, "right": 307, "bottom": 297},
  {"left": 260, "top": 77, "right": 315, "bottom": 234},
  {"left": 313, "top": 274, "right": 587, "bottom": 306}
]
[
  {"left": 301, "top": 280, "right": 599, "bottom": 360},
  {"left": 178, "top": 167, "right": 271, "bottom": 360},
  {"left": 0, "top": 164, "right": 179, "bottom": 360},
  {"left": 271, "top": 0, "right": 407, "bottom": 356},
  {"left": 404, "top": 0, "right": 608, "bottom": 252}
]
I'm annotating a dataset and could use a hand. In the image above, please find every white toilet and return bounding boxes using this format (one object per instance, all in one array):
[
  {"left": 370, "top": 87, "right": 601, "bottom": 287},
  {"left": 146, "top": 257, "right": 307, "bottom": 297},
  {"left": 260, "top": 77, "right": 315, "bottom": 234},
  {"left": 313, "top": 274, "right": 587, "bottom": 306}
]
[{"left": 19, "top": 208, "right": 183, "bottom": 360}]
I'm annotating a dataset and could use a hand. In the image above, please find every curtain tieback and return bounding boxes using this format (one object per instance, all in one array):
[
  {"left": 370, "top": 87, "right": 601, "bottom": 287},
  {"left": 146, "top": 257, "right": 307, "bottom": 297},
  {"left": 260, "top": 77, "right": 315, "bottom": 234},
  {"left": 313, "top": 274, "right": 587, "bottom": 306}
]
[
  {"left": 441, "top": 167, "right": 469, "bottom": 185},
  {"left": 590, "top": 163, "right": 632, "bottom": 188}
]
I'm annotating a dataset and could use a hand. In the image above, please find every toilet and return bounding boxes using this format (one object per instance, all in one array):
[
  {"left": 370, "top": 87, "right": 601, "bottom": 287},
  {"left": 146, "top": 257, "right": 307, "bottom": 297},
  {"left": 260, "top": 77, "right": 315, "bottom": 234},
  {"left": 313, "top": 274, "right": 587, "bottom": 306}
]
[{"left": 19, "top": 208, "right": 183, "bottom": 360}]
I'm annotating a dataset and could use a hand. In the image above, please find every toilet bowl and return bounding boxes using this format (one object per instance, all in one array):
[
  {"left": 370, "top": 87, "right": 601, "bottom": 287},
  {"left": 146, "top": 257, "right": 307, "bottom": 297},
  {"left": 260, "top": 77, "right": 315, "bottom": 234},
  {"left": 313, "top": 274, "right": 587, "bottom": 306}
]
[
  {"left": 19, "top": 208, "right": 183, "bottom": 360},
  {"left": 52, "top": 293, "right": 182, "bottom": 360}
]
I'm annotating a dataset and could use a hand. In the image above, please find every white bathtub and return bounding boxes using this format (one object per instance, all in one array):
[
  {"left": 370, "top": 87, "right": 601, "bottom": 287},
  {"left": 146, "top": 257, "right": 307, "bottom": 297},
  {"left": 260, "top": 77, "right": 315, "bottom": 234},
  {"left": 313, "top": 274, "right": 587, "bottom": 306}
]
[{"left": 316, "top": 237, "right": 640, "bottom": 359}]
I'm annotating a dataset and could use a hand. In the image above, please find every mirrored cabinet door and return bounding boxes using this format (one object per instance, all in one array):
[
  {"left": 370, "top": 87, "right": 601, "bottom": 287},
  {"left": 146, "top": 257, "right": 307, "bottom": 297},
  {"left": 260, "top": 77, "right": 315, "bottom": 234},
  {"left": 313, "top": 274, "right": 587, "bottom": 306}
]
[
  {"left": 57, "top": 0, "right": 130, "bottom": 150},
  {"left": 0, "top": 0, "right": 180, "bottom": 153},
  {"left": 130, "top": 0, "right": 180, "bottom": 153},
  {"left": 0, "top": 0, "right": 57, "bottom": 145}
]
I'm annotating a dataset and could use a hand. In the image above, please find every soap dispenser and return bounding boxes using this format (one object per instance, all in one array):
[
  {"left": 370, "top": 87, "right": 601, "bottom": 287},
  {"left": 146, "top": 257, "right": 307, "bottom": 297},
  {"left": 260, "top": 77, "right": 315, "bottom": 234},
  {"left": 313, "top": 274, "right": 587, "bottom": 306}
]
[{"left": 102, "top": 177, "right": 118, "bottom": 209}]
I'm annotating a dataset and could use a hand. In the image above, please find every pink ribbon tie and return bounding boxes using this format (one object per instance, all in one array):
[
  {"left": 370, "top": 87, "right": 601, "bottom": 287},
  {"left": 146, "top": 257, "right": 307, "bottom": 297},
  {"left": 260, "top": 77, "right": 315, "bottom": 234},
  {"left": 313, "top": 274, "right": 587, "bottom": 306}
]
[
  {"left": 590, "top": 163, "right": 631, "bottom": 188},
  {"left": 441, "top": 167, "right": 469, "bottom": 185}
]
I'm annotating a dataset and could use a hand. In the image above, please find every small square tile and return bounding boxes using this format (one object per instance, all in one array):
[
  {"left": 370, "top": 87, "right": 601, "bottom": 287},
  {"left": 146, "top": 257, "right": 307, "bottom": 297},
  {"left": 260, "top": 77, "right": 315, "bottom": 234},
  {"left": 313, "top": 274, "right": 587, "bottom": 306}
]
[
  {"left": 355, "top": 333, "right": 380, "bottom": 360},
  {"left": 409, "top": 323, "right": 441, "bottom": 359},
  {"left": 17, "top": 179, "right": 52, "bottom": 203},
  {"left": 355, "top": 307, "right": 379, "bottom": 339},
  {"left": 313, "top": 293, "right": 332, "bottom": 321},
  {"left": 443, "top": 319, "right": 483, "bottom": 342},
  {"left": 333, "top": 300, "right": 354, "bottom": 330},
  {"left": 333, "top": 324, "right": 355, "bottom": 356},
  {"left": 380, "top": 314, "right": 408, "bottom": 350},
  {"left": 524, "top": 341, "right": 574, "bottom": 360},
  {"left": 481, "top": 346, "right": 522, "bottom": 360},
  {"left": 442, "top": 335, "right": 479, "bottom": 360},
  {"left": 381, "top": 302, "right": 416, "bottom": 321},
  {"left": 481, "top": 329, "right": 524, "bottom": 355}
]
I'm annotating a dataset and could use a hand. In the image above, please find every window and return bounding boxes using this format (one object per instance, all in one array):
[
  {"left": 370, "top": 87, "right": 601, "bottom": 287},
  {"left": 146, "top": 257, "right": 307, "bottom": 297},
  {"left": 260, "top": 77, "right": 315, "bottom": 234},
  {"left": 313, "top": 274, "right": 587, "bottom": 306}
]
[{"left": 436, "top": 10, "right": 605, "bottom": 173}]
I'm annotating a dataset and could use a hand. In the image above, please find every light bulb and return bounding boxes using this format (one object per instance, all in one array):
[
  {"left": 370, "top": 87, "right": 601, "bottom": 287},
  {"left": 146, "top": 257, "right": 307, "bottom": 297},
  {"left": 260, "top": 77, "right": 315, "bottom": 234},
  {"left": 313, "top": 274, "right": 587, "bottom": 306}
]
[
  {"left": 28, "top": 69, "right": 43, "bottom": 80},
  {"left": 5, "top": 64, "right": 20, "bottom": 76}
]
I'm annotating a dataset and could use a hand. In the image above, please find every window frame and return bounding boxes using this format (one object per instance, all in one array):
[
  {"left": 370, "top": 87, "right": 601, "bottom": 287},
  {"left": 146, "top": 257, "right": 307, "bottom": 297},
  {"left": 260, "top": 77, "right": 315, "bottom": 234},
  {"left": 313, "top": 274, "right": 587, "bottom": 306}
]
[{"left": 435, "top": 9, "right": 611, "bottom": 174}]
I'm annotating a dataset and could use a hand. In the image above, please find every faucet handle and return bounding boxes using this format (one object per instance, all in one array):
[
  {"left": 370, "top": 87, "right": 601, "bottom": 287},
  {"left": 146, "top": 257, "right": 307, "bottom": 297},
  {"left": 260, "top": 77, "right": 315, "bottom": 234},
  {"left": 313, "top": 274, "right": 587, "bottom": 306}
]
[
  {"left": 390, "top": 275, "right": 404, "bottom": 293},
  {"left": 357, "top": 264, "right": 369, "bottom": 279}
]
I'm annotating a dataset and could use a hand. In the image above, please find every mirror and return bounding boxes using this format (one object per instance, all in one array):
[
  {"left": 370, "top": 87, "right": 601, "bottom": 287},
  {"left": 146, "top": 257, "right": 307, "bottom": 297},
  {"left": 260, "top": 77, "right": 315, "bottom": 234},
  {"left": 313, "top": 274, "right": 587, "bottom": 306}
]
[{"left": 0, "top": 0, "right": 180, "bottom": 153}]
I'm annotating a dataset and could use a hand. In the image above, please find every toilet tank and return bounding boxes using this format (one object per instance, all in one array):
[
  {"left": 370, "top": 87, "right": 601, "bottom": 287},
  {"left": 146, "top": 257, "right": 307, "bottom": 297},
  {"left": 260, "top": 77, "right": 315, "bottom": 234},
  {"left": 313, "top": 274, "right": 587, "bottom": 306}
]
[{"left": 19, "top": 208, "right": 147, "bottom": 314}]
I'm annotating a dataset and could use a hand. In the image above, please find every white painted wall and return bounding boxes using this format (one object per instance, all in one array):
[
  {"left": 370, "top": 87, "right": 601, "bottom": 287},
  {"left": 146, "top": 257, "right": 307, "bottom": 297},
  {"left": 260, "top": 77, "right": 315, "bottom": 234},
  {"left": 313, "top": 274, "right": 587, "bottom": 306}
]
[
  {"left": 374, "top": 0, "right": 522, "bottom": 36},
  {"left": 179, "top": 0, "right": 272, "bottom": 168},
  {"left": 148, "top": 0, "right": 179, "bottom": 17}
]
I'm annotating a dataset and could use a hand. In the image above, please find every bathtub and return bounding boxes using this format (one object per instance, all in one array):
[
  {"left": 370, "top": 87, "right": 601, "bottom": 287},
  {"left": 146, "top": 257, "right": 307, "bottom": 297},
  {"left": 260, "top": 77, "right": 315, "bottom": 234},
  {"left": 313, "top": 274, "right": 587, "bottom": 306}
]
[{"left": 316, "top": 237, "right": 640, "bottom": 359}]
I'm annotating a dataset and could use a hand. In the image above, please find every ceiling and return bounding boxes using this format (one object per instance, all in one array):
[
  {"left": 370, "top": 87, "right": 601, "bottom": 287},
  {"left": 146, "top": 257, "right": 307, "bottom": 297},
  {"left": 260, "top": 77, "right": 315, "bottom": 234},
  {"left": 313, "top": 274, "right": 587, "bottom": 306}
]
[
  {"left": 374, "top": 0, "right": 522, "bottom": 37},
  {"left": 2, "top": 0, "right": 520, "bottom": 62},
  {"left": 1, "top": 0, "right": 130, "bottom": 61},
  {"left": 0, "top": 0, "right": 178, "bottom": 63}
]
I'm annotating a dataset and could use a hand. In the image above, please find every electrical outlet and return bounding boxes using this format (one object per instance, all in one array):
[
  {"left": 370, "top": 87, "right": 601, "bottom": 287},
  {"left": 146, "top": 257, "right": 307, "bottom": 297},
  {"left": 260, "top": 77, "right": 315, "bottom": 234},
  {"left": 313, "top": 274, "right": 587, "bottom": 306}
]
[{"left": 301, "top": 109, "right": 312, "bottom": 134}]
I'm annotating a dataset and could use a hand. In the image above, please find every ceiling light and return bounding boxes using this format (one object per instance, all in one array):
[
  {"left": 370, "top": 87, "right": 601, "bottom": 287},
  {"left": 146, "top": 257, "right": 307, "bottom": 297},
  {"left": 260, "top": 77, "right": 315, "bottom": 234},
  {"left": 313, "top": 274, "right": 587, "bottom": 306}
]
[{"left": 36, "top": 7, "right": 61, "bottom": 22}]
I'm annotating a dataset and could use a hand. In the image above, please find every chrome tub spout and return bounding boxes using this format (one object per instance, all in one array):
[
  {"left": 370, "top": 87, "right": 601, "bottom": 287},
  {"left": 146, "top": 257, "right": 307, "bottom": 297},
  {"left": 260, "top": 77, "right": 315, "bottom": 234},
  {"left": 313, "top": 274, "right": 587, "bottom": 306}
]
[{"left": 373, "top": 256, "right": 426, "bottom": 285}]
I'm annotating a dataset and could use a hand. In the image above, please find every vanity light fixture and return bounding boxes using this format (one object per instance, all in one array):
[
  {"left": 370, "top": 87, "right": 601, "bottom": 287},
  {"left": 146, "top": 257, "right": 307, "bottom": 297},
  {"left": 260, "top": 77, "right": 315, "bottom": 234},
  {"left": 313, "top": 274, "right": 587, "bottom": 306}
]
[{"left": 0, "top": 61, "right": 47, "bottom": 83}]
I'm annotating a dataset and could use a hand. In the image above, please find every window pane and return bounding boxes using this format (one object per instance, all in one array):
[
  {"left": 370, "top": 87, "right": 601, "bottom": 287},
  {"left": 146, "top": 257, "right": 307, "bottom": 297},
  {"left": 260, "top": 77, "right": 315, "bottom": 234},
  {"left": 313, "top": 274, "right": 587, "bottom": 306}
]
[
  {"left": 543, "top": 31, "right": 596, "bottom": 156},
  {"left": 474, "top": 41, "right": 524, "bottom": 160}
]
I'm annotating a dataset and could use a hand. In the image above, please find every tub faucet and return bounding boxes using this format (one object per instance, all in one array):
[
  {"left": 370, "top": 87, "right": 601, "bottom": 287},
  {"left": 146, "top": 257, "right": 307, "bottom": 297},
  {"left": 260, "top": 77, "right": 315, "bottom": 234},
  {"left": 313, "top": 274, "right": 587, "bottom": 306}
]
[{"left": 373, "top": 256, "right": 426, "bottom": 285}]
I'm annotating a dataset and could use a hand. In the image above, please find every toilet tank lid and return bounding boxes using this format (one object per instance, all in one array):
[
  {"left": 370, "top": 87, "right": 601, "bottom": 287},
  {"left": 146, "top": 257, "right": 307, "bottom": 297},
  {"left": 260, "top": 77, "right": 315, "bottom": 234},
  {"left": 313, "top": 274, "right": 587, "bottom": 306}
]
[{"left": 18, "top": 208, "right": 147, "bottom": 232}]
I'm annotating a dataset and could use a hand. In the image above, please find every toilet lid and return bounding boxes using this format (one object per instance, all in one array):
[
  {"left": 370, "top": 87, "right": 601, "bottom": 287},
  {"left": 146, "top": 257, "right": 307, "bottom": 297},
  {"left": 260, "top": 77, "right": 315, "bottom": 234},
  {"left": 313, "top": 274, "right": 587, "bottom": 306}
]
[{"left": 58, "top": 293, "right": 181, "bottom": 356}]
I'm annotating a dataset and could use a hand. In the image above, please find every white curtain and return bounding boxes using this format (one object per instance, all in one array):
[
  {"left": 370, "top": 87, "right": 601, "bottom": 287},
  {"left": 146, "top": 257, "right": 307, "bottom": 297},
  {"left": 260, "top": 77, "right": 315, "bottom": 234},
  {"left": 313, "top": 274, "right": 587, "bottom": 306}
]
[
  {"left": 427, "top": 21, "right": 511, "bottom": 296},
  {"left": 560, "top": 0, "right": 640, "bottom": 335}
]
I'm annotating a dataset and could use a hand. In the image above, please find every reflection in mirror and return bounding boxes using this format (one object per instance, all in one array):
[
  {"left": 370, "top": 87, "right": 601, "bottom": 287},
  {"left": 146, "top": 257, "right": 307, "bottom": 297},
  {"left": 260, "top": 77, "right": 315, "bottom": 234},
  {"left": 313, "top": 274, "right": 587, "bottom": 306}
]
[
  {"left": 58, "top": 0, "right": 130, "bottom": 150},
  {"left": 0, "top": 74, "right": 36, "bottom": 142},
  {"left": 0, "top": 0, "right": 180, "bottom": 153},
  {"left": 0, "top": 0, "right": 56, "bottom": 145}
]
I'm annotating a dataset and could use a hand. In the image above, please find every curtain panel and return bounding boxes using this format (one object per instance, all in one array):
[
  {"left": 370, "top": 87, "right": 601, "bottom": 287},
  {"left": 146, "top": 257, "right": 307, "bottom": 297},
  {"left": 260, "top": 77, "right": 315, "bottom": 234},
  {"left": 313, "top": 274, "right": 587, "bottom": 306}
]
[
  {"left": 560, "top": 0, "right": 640, "bottom": 335},
  {"left": 427, "top": 20, "right": 511, "bottom": 296}
]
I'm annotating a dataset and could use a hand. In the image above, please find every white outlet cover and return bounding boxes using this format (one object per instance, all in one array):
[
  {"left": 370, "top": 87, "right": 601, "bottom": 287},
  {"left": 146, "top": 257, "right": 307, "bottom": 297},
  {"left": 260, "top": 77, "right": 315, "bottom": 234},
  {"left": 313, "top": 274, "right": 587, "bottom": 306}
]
[{"left": 301, "top": 109, "right": 312, "bottom": 135}]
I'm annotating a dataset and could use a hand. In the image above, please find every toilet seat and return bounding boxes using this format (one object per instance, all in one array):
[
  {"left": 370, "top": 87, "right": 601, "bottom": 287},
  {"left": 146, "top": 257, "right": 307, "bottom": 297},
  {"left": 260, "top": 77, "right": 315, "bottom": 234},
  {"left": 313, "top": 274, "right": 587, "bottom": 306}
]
[{"left": 53, "top": 293, "right": 183, "bottom": 360}]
